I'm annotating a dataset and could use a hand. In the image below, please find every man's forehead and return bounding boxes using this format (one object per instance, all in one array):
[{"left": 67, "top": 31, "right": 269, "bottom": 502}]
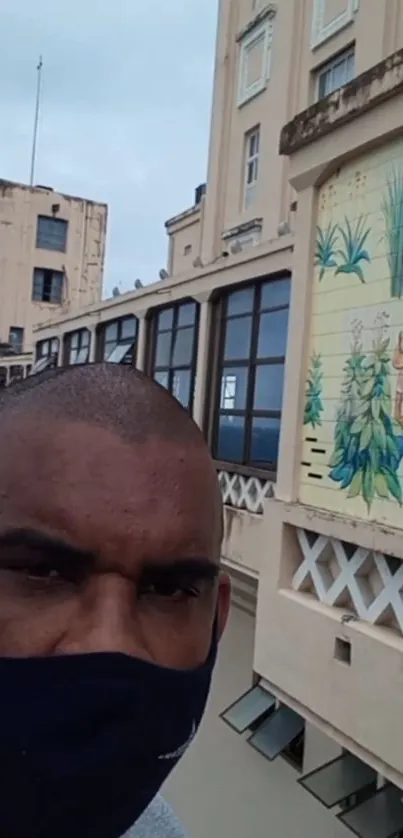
[{"left": 0, "top": 415, "right": 221, "bottom": 563}]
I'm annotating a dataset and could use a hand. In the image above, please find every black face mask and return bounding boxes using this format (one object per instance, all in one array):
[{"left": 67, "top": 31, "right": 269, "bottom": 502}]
[{"left": 0, "top": 636, "right": 217, "bottom": 838}]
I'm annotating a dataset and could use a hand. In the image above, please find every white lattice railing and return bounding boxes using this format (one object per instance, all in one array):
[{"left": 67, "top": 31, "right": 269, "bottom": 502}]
[
  {"left": 218, "top": 469, "right": 274, "bottom": 515},
  {"left": 292, "top": 528, "right": 403, "bottom": 634}
]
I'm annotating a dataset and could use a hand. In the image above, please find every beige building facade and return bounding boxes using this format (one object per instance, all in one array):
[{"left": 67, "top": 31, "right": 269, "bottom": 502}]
[
  {"left": 0, "top": 180, "right": 107, "bottom": 384},
  {"left": 19, "top": 1, "right": 403, "bottom": 834}
]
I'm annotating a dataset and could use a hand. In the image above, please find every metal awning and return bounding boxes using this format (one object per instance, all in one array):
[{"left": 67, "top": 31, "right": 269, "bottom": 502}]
[
  {"left": 248, "top": 705, "right": 304, "bottom": 760},
  {"left": 338, "top": 784, "right": 403, "bottom": 838},
  {"left": 220, "top": 685, "right": 276, "bottom": 734},
  {"left": 107, "top": 341, "right": 134, "bottom": 364},
  {"left": 299, "top": 753, "right": 377, "bottom": 808}
]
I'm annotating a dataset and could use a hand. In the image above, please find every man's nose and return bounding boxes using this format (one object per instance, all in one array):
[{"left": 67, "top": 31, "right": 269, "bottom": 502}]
[{"left": 56, "top": 574, "right": 146, "bottom": 658}]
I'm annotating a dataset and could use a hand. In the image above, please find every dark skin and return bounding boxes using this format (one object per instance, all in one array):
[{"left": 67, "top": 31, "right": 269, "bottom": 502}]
[{"left": 0, "top": 416, "right": 230, "bottom": 667}]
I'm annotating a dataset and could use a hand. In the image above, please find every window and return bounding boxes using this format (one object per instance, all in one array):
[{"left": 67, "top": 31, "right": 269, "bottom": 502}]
[
  {"left": 212, "top": 275, "right": 291, "bottom": 470},
  {"left": 8, "top": 327, "right": 24, "bottom": 354},
  {"left": 35, "top": 337, "right": 59, "bottom": 362},
  {"left": 311, "top": 0, "right": 359, "bottom": 49},
  {"left": 248, "top": 706, "right": 305, "bottom": 767},
  {"left": 244, "top": 127, "right": 260, "bottom": 210},
  {"left": 102, "top": 316, "right": 137, "bottom": 364},
  {"left": 36, "top": 216, "right": 68, "bottom": 252},
  {"left": 66, "top": 329, "right": 90, "bottom": 366},
  {"left": 299, "top": 752, "right": 377, "bottom": 809},
  {"left": 316, "top": 48, "right": 355, "bottom": 100},
  {"left": 32, "top": 268, "right": 64, "bottom": 304},
  {"left": 238, "top": 20, "right": 273, "bottom": 106},
  {"left": 149, "top": 300, "right": 199, "bottom": 412}
]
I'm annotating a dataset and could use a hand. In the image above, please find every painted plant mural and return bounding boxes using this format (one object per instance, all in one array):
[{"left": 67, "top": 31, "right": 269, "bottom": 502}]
[
  {"left": 382, "top": 167, "right": 403, "bottom": 299},
  {"left": 329, "top": 313, "right": 403, "bottom": 510},
  {"left": 304, "top": 351, "right": 324, "bottom": 428},
  {"left": 301, "top": 149, "right": 403, "bottom": 523},
  {"left": 315, "top": 215, "right": 371, "bottom": 283}
]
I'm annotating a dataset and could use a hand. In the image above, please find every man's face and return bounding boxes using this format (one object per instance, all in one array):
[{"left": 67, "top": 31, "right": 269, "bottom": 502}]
[{"left": 0, "top": 416, "right": 229, "bottom": 667}]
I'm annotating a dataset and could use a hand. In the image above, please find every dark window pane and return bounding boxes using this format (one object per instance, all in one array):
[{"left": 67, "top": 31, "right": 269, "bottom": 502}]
[
  {"left": 227, "top": 287, "right": 254, "bottom": 316},
  {"left": 158, "top": 308, "right": 174, "bottom": 331},
  {"left": 260, "top": 278, "right": 290, "bottom": 310},
  {"left": 81, "top": 330, "right": 90, "bottom": 348},
  {"left": 257, "top": 309, "right": 289, "bottom": 359},
  {"left": 107, "top": 342, "right": 134, "bottom": 364},
  {"left": 173, "top": 369, "right": 191, "bottom": 408},
  {"left": 224, "top": 316, "right": 252, "bottom": 361},
  {"left": 216, "top": 415, "right": 245, "bottom": 463},
  {"left": 254, "top": 364, "right": 285, "bottom": 411},
  {"left": 36, "top": 216, "right": 68, "bottom": 252},
  {"left": 172, "top": 327, "right": 194, "bottom": 366},
  {"left": 221, "top": 686, "right": 276, "bottom": 734},
  {"left": 49, "top": 272, "right": 63, "bottom": 304},
  {"left": 121, "top": 317, "right": 136, "bottom": 340},
  {"left": 155, "top": 371, "right": 169, "bottom": 389},
  {"left": 220, "top": 367, "right": 248, "bottom": 410},
  {"left": 104, "top": 341, "right": 117, "bottom": 360},
  {"left": 155, "top": 332, "right": 171, "bottom": 367},
  {"left": 250, "top": 416, "right": 281, "bottom": 465},
  {"left": 105, "top": 322, "right": 118, "bottom": 342},
  {"left": 248, "top": 707, "right": 304, "bottom": 761},
  {"left": 177, "top": 303, "right": 196, "bottom": 327}
]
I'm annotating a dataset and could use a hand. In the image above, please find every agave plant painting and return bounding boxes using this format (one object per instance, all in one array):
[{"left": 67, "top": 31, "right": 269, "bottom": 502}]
[
  {"left": 329, "top": 313, "right": 403, "bottom": 511},
  {"left": 382, "top": 167, "right": 403, "bottom": 298},
  {"left": 335, "top": 215, "right": 371, "bottom": 283},
  {"left": 314, "top": 222, "right": 338, "bottom": 281},
  {"left": 304, "top": 351, "right": 324, "bottom": 428}
]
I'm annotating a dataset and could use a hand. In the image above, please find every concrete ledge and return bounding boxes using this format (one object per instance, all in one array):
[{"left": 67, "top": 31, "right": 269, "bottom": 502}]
[{"left": 280, "top": 48, "right": 403, "bottom": 156}]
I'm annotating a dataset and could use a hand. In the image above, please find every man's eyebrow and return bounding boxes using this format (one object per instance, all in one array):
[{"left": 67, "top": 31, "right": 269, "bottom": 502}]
[
  {"left": 138, "top": 558, "right": 219, "bottom": 585},
  {"left": 0, "top": 528, "right": 96, "bottom": 568}
]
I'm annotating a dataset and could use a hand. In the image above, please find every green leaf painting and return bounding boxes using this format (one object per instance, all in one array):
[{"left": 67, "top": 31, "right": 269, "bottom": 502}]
[
  {"left": 304, "top": 351, "right": 324, "bottom": 428},
  {"left": 382, "top": 167, "right": 403, "bottom": 298},
  {"left": 335, "top": 215, "right": 371, "bottom": 283},
  {"left": 329, "top": 314, "right": 402, "bottom": 511},
  {"left": 315, "top": 216, "right": 371, "bottom": 283},
  {"left": 315, "top": 222, "right": 338, "bottom": 281}
]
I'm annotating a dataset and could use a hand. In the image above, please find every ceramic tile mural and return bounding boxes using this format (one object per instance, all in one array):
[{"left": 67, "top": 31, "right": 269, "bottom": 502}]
[{"left": 299, "top": 137, "right": 403, "bottom": 528}]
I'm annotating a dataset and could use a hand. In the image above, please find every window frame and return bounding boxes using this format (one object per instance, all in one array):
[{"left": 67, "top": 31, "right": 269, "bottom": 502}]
[
  {"left": 147, "top": 299, "right": 200, "bottom": 414},
  {"left": 98, "top": 315, "right": 138, "bottom": 365},
  {"left": 315, "top": 46, "right": 355, "bottom": 101},
  {"left": 36, "top": 215, "right": 68, "bottom": 252},
  {"left": 209, "top": 273, "right": 291, "bottom": 475},
  {"left": 32, "top": 267, "right": 64, "bottom": 304},
  {"left": 63, "top": 329, "right": 91, "bottom": 367},
  {"left": 35, "top": 337, "right": 59, "bottom": 363},
  {"left": 8, "top": 327, "right": 24, "bottom": 354},
  {"left": 237, "top": 19, "right": 273, "bottom": 106},
  {"left": 244, "top": 126, "right": 260, "bottom": 210}
]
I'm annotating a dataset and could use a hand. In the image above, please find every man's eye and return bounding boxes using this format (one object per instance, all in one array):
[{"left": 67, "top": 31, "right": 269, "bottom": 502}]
[
  {"left": 140, "top": 583, "right": 200, "bottom": 602},
  {"left": 10, "top": 565, "right": 65, "bottom": 584}
]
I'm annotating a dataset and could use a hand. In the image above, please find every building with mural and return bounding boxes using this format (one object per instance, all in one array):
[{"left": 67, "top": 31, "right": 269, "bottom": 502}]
[{"left": 9, "top": 1, "right": 403, "bottom": 835}]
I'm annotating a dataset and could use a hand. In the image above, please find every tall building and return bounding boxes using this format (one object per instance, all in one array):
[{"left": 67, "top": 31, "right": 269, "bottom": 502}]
[
  {"left": 0, "top": 180, "right": 107, "bottom": 383},
  {"left": 25, "top": 1, "right": 403, "bottom": 833}
]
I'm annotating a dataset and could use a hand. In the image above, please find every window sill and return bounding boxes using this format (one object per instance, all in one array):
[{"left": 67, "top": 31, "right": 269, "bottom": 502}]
[{"left": 237, "top": 81, "right": 267, "bottom": 108}]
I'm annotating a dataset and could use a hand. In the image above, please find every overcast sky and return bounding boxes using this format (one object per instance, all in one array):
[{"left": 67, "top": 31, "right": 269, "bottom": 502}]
[{"left": 0, "top": 1, "right": 218, "bottom": 295}]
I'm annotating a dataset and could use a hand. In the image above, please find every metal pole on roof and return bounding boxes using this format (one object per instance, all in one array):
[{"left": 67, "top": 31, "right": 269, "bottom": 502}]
[{"left": 30, "top": 56, "right": 43, "bottom": 187}]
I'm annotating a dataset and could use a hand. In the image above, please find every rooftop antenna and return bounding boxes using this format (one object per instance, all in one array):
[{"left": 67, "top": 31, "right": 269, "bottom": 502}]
[{"left": 30, "top": 56, "right": 43, "bottom": 186}]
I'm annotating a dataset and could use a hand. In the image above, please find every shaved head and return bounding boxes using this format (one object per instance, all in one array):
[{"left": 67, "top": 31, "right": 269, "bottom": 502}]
[
  {"left": 0, "top": 363, "right": 229, "bottom": 665},
  {"left": 0, "top": 363, "right": 207, "bottom": 447}
]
